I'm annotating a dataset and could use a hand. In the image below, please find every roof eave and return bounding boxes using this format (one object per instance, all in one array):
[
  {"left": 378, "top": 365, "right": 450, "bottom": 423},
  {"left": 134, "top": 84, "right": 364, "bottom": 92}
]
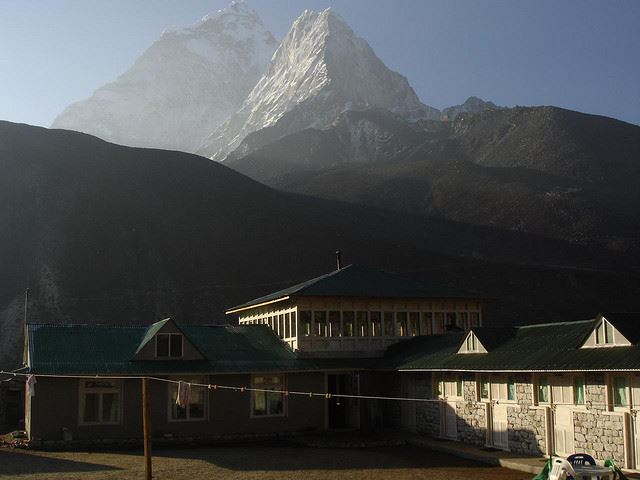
[{"left": 225, "top": 296, "right": 291, "bottom": 314}]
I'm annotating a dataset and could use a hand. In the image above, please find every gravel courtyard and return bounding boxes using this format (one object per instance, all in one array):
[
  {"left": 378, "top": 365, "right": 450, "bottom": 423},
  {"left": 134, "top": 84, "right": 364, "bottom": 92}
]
[{"left": 0, "top": 444, "right": 531, "bottom": 480}]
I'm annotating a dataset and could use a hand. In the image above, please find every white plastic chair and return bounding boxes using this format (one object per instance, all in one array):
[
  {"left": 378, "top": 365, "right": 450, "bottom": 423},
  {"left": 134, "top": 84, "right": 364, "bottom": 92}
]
[{"left": 549, "top": 457, "right": 578, "bottom": 480}]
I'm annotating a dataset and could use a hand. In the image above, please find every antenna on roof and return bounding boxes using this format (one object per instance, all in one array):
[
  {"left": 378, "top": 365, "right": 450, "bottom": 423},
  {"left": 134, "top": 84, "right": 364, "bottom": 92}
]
[
  {"left": 22, "top": 287, "right": 29, "bottom": 366},
  {"left": 335, "top": 250, "right": 342, "bottom": 270},
  {"left": 24, "top": 288, "right": 29, "bottom": 326}
]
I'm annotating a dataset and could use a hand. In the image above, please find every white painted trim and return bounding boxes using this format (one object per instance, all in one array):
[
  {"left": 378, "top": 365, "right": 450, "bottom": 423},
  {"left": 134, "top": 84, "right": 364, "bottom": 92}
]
[
  {"left": 226, "top": 296, "right": 291, "bottom": 314},
  {"left": 249, "top": 373, "right": 287, "bottom": 419},
  {"left": 78, "top": 379, "right": 123, "bottom": 426}
]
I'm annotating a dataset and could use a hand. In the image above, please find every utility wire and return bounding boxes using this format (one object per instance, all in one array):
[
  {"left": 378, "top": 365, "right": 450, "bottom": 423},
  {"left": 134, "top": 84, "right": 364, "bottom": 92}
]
[{"left": 0, "top": 369, "right": 624, "bottom": 408}]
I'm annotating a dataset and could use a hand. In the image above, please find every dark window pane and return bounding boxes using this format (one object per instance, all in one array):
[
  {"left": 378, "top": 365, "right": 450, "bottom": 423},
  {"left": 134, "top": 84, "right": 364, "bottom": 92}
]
[
  {"left": 83, "top": 393, "right": 100, "bottom": 423},
  {"left": 357, "top": 311, "right": 368, "bottom": 337},
  {"left": 314, "top": 311, "right": 327, "bottom": 336},
  {"left": 267, "top": 391, "right": 283, "bottom": 415},
  {"left": 329, "top": 311, "right": 341, "bottom": 337},
  {"left": 189, "top": 388, "right": 206, "bottom": 418},
  {"left": 384, "top": 312, "right": 394, "bottom": 336},
  {"left": 300, "top": 311, "right": 311, "bottom": 336},
  {"left": 170, "top": 334, "right": 182, "bottom": 357},
  {"left": 343, "top": 311, "right": 354, "bottom": 337},
  {"left": 156, "top": 335, "right": 169, "bottom": 357},
  {"left": 253, "top": 391, "right": 267, "bottom": 415},
  {"left": 102, "top": 393, "right": 119, "bottom": 423},
  {"left": 409, "top": 312, "right": 419, "bottom": 336}
]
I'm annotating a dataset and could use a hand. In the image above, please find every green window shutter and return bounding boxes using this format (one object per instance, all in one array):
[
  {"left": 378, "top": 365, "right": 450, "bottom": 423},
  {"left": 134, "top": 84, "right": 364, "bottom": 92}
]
[
  {"left": 539, "top": 377, "right": 549, "bottom": 403},
  {"left": 480, "top": 375, "right": 489, "bottom": 399},
  {"left": 508, "top": 377, "right": 516, "bottom": 401},
  {"left": 614, "top": 377, "right": 627, "bottom": 406},
  {"left": 574, "top": 377, "right": 585, "bottom": 405}
]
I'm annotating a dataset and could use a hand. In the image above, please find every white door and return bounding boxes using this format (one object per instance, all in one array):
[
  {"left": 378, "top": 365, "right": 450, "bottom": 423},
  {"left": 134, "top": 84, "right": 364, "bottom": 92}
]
[
  {"left": 552, "top": 378, "right": 575, "bottom": 457},
  {"left": 440, "top": 400, "right": 458, "bottom": 439},
  {"left": 492, "top": 403, "right": 509, "bottom": 449},
  {"left": 554, "top": 406, "right": 575, "bottom": 456}
]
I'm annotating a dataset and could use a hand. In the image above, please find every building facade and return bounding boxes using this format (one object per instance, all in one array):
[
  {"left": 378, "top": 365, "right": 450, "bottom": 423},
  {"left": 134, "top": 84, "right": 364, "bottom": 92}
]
[
  {"left": 17, "top": 266, "right": 640, "bottom": 470},
  {"left": 227, "top": 265, "right": 483, "bottom": 355}
]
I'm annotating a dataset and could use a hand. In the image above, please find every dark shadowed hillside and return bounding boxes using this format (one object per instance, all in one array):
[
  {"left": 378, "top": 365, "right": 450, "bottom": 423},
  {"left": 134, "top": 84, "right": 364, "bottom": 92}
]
[
  {"left": 1, "top": 120, "right": 639, "bottom": 368},
  {"left": 228, "top": 107, "right": 640, "bottom": 256}
]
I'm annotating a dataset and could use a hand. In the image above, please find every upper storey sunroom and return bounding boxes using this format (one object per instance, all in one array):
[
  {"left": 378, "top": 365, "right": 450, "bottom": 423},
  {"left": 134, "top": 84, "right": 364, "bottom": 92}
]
[{"left": 225, "top": 265, "right": 486, "bottom": 357}]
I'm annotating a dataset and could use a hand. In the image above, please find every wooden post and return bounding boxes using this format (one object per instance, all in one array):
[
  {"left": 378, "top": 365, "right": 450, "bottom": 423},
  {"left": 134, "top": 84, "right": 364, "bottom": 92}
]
[{"left": 142, "top": 377, "right": 152, "bottom": 480}]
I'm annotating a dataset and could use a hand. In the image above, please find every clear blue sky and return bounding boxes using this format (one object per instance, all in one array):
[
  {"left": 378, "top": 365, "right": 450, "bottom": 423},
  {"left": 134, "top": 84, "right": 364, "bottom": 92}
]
[{"left": 1, "top": 0, "right": 639, "bottom": 127}]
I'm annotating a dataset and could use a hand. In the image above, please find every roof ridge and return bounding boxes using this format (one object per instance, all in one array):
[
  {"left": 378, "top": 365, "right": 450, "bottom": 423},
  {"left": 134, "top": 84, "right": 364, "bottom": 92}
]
[
  {"left": 28, "top": 323, "right": 145, "bottom": 328},
  {"left": 517, "top": 319, "right": 596, "bottom": 329}
]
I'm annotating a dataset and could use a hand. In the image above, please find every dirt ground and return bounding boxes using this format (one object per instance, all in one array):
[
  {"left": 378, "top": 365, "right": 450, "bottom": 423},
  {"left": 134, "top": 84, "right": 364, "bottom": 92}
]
[{"left": 0, "top": 444, "right": 531, "bottom": 480}]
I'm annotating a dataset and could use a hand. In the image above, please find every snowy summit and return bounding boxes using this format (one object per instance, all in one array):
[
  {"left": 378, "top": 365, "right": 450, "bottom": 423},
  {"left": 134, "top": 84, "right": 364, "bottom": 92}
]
[
  {"left": 199, "top": 8, "right": 439, "bottom": 161},
  {"left": 52, "top": 1, "right": 278, "bottom": 153}
]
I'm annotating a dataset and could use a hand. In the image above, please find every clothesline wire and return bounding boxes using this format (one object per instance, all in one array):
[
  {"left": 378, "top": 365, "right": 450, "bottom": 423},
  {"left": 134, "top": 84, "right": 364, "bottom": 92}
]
[{"left": 0, "top": 369, "right": 621, "bottom": 407}]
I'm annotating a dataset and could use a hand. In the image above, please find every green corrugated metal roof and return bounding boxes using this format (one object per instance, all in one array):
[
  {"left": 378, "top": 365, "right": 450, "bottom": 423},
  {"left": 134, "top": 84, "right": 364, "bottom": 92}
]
[
  {"left": 227, "top": 265, "right": 485, "bottom": 312},
  {"left": 27, "top": 315, "right": 640, "bottom": 376},
  {"left": 383, "top": 318, "right": 640, "bottom": 371},
  {"left": 27, "top": 323, "right": 339, "bottom": 375}
]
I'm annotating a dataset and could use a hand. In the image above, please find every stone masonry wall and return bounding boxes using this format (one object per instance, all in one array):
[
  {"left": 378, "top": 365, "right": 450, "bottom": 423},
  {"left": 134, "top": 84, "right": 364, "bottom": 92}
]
[
  {"left": 455, "top": 375, "right": 486, "bottom": 446},
  {"left": 572, "top": 373, "right": 626, "bottom": 466},
  {"left": 507, "top": 373, "right": 547, "bottom": 456},
  {"left": 407, "top": 371, "right": 631, "bottom": 466},
  {"left": 414, "top": 372, "right": 440, "bottom": 435}
]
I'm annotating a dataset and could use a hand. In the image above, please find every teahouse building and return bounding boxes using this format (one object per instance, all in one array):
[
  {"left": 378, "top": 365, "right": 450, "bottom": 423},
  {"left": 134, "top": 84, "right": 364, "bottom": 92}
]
[
  {"left": 226, "top": 265, "right": 483, "bottom": 355},
  {"left": 16, "top": 266, "right": 640, "bottom": 470}
]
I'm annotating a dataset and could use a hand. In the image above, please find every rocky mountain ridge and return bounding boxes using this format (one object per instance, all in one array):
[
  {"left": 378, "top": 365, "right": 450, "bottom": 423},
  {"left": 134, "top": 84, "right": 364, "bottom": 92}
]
[
  {"left": 52, "top": 1, "right": 278, "bottom": 152},
  {"left": 198, "top": 8, "right": 439, "bottom": 160}
]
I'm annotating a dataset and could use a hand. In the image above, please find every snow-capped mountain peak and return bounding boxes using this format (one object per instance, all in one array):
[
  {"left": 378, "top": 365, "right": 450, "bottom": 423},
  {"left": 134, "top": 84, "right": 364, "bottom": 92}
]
[
  {"left": 199, "top": 8, "right": 439, "bottom": 160},
  {"left": 52, "top": 1, "right": 278, "bottom": 153}
]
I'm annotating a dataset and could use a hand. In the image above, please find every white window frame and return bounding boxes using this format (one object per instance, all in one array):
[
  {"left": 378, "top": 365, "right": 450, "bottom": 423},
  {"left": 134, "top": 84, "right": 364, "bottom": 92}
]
[
  {"left": 251, "top": 374, "right": 287, "bottom": 418},
  {"left": 167, "top": 376, "right": 208, "bottom": 422},
  {"left": 155, "top": 333, "right": 184, "bottom": 358},
  {"left": 78, "top": 379, "right": 122, "bottom": 426},
  {"left": 436, "top": 373, "right": 464, "bottom": 400}
]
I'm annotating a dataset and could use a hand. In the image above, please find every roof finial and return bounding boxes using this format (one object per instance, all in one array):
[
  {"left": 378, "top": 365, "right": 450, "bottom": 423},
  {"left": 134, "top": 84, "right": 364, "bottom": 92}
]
[{"left": 335, "top": 250, "right": 342, "bottom": 270}]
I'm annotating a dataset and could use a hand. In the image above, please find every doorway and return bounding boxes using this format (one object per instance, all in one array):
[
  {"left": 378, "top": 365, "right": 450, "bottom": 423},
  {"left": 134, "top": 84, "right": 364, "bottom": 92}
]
[
  {"left": 327, "top": 374, "right": 360, "bottom": 430},
  {"left": 492, "top": 402, "right": 509, "bottom": 450}
]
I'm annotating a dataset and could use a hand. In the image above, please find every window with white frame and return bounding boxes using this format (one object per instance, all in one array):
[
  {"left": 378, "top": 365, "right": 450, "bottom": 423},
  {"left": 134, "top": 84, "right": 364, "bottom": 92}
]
[
  {"left": 490, "top": 375, "right": 516, "bottom": 402},
  {"left": 477, "top": 374, "right": 515, "bottom": 402},
  {"left": 435, "top": 373, "right": 463, "bottom": 399},
  {"left": 80, "top": 379, "right": 121, "bottom": 425},
  {"left": 252, "top": 374, "right": 285, "bottom": 417},
  {"left": 550, "top": 375, "right": 574, "bottom": 405},
  {"left": 169, "top": 377, "right": 207, "bottom": 421},
  {"left": 156, "top": 333, "right": 183, "bottom": 358}
]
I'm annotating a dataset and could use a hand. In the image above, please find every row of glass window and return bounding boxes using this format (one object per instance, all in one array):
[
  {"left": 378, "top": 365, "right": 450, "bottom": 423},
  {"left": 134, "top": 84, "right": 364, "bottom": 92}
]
[
  {"left": 436, "top": 374, "right": 634, "bottom": 408},
  {"left": 298, "top": 310, "right": 480, "bottom": 338},
  {"left": 244, "top": 312, "right": 297, "bottom": 339},
  {"left": 79, "top": 376, "right": 286, "bottom": 425}
]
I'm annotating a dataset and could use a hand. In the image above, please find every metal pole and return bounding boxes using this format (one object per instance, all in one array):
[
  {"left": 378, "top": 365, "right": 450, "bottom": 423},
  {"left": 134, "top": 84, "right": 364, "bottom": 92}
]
[
  {"left": 142, "top": 377, "right": 152, "bottom": 480},
  {"left": 22, "top": 288, "right": 29, "bottom": 366}
]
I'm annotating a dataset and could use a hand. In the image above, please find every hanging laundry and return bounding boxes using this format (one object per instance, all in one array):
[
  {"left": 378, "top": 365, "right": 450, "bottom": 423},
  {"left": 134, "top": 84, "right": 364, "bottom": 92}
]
[
  {"left": 176, "top": 381, "right": 191, "bottom": 408},
  {"left": 26, "top": 374, "right": 37, "bottom": 397}
]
